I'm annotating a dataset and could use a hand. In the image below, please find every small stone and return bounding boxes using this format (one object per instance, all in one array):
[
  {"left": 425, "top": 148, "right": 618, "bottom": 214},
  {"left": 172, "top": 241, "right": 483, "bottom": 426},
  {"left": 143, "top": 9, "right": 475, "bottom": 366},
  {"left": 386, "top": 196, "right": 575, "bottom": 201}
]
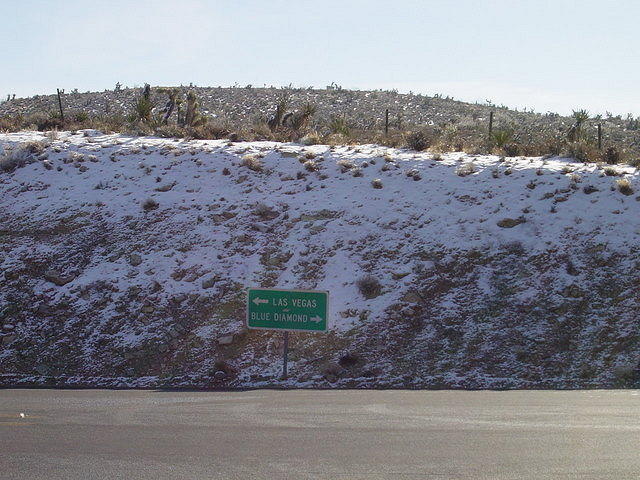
[
  {"left": 401, "top": 291, "right": 423, "bottom": 304},
  {"left": 35, "top": 365, "right": 49, "bottom": 375},
  {"left": 2, "top": 334, "right": 16, "bottom": 346},
  {"left": 129, "top": 254, "right": 143, "bottom": 266},
  {"left": 213, "top": 370, "right": 227, "bottom": 380},
  {"left": 202, "top": 276, "right": 216, "bottom": 289},
  {"left": 155, "top": 182, "right": 175, "bottom": 192},
  {"left": 141, "top": 305, "right": 154, "bottom": 314},
  {"left": 253, "top": 223, "right": 270, "bottom": 233},
  {"left": 497, "top": 217, "right": 526, "bottom": 228},
  {"left": 44, "top": 270, "right": 76, "bottom": 286},
  {"left": 218, "top": 335, "right": 234, "bottom": 346}
]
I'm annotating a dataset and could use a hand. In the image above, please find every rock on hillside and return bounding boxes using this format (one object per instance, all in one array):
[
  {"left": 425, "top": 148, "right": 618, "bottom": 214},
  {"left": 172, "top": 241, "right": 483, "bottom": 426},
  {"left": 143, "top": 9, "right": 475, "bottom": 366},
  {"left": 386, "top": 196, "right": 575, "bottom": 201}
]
[{"left": 0, "top": 130, "right": 639, "bottom": 388}]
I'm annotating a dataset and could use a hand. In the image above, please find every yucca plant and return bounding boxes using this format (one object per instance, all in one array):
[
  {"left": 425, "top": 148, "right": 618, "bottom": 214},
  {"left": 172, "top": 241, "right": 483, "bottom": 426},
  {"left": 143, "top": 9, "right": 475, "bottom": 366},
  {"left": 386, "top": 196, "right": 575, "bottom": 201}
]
[
  {"left": 329, "top": 116, "right": 350, "bottom": 136},
  {"left": 183, "top": 91, "right": 206, "bottom": 127},
  {"left": 267, "top": 92, "right": 290, "bottom": 131},
  {"left": 135, "top": 84, "right": 153, "bottom": 123},
  {"left": 567, "top": 109, "right": 590, "bottom": 142},
  {"left": 491, "top": 129, "right": 513, "bottom": 148}
]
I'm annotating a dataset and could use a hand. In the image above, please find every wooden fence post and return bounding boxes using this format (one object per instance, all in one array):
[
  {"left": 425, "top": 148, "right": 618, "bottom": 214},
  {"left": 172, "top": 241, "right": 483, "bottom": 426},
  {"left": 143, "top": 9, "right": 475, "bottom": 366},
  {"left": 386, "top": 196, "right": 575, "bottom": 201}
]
[
  {"left": 488, "top": 111, "right": 494, "bottom": 138},
  {"left": 385, "top": 109, "right": 389, "bottom": 135},
  {"left": 597, "top": 123, "right": 602, "bottom": 150},
  {"left": 56, "top": 89, "right": 65, "bottom": 125}
]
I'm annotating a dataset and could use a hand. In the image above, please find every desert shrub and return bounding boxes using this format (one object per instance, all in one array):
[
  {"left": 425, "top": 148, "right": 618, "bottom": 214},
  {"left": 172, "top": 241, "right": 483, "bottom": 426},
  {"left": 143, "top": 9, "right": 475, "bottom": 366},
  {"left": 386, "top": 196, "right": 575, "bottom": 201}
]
[
  {"left": 502, "top": 143, "right": 520, "bottom": 157},
  {"left": 154, "top": 125, "right": 185, "bottom": 138},
  {"left": 357, "top": 275, "right": 382, "bottom": 299},
  {"left": 612, "top": 364, "right": 638, "bottom": 387},
  {"left": 142, "top": 198, "right": 159, "bottom": 211},
  {"left": 26, "top": 112, "right": 63, "bottom": 131},
  {"left": 406, "top": 131, "right": 430, "bottom": 151},
  {"left": 456, "top": 162, "right": 477, "bottom": 177},
  {"left": 0, "top": 141, "right": 45, "bottom": 172},
  {"left": 564, "top": 140, "right": 599, "bottom": 163},
  {"left": 602, "top": 146, "right": 621, "bottom": 164},
  {"left": 328, "top": 116, "right": 350, "bottom": 136},
  {"left": 72, "top": 111, "right": 89, "bottom": 123},
  {"left": 491, "top": 129, "right": 513, "bottom": 148},
  {"left": 338, "top": 352, "right": 359, "bottom": 368},
  {"left": 616, "top": 178, "right": 633, "bottom": 195},
  {"left": 603, "top": 166, "right": 619, "bottom": 176}
]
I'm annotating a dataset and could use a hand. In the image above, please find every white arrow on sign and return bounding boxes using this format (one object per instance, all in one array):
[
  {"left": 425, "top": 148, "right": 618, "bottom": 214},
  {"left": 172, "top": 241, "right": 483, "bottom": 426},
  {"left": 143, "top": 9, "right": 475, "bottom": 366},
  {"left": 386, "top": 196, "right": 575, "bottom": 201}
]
[
  {"left": 310, "top": 315, "right": 323, "bottom": 323},
  {"left": 252, "top": 297, "right": 269, "bottom": 306}
]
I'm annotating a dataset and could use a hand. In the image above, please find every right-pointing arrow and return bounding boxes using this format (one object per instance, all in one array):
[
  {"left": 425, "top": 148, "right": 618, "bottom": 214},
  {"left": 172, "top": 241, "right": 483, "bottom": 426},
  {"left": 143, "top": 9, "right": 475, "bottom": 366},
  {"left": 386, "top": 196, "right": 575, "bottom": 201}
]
[{"left": 310, "top": 315, "right": 323, "bottom": 323}]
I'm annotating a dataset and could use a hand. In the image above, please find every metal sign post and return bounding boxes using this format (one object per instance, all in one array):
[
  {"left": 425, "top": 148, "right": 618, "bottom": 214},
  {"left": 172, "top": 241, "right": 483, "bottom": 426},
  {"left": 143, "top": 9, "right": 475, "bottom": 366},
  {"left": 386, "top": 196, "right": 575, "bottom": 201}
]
[{"left": 282, "top": 331, "right": 289, "bottom": 379}]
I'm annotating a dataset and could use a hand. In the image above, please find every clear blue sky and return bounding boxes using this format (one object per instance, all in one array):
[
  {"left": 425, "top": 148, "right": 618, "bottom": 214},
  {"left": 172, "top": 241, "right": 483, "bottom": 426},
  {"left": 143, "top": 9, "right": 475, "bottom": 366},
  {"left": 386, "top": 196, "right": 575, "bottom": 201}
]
[{"left": 2, "top": 0, "right": 638, "bottom": 116}]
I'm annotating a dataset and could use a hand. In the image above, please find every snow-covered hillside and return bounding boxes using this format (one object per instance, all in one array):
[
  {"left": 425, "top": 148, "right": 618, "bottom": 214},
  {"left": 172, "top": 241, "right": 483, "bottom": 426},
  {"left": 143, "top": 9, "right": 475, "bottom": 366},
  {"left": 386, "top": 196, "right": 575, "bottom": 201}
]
[{"left": 1, "top": 130, "right": 638, "bottom": 388}]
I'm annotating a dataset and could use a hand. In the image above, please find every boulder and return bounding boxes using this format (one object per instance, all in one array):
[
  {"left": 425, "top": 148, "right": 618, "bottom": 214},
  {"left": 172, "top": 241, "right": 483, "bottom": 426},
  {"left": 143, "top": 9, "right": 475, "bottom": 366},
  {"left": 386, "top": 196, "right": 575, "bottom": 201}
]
[
  {"left": 218, "top": 335, "right": 234, "bottom": 346},
  {"left": 129, "top": 254, "right": 143, "bottom": 266}
]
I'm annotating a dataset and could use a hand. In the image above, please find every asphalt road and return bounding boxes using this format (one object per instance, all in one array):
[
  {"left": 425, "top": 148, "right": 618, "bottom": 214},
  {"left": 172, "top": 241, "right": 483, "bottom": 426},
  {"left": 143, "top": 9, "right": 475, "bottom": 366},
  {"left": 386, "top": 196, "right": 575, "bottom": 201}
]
[{"left": 1, "top": 389, "right": 639, "bottom": 479}]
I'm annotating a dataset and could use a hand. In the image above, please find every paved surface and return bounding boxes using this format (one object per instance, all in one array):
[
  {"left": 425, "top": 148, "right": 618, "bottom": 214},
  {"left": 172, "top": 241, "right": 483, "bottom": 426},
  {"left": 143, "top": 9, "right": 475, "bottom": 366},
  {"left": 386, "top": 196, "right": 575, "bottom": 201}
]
[{"left": 1, "top": 389, "right": 639, "bottom": 479}]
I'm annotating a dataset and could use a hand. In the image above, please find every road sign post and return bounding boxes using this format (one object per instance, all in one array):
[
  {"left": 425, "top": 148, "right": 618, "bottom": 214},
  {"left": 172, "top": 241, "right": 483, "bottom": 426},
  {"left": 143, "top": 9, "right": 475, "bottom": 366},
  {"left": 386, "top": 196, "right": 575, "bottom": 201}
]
[{"left": 246, "top": 288, "right": 328, "bottom": 379}]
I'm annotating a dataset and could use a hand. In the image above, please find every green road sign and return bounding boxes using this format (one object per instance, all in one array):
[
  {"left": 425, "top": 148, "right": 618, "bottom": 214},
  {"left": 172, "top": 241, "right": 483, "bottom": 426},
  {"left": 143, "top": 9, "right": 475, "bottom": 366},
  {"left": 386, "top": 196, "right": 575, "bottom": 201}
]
[{"left": 246, "top": 288, "right": 328, "bottom": 332}]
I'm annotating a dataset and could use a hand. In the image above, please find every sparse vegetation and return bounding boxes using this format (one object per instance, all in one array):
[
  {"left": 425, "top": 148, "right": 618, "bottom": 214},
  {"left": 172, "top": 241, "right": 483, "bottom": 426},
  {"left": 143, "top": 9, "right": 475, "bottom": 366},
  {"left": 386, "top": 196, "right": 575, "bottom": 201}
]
[
  {"left": 357, "top": 275, "right": 382, "bottom": 299},
  {"left": 0, "top": 141, "right": 45, "bottom": 172},
  {"left": 406, "top": 131, "right": 430, "bottom": 151},
  {"left": 2, "top": 87, "right": 640, "bottom": 165},
  {"left": 328, "top": 116, "right": 350, "bottom": 136},
  {"left": 142, "top": 198, "right": 159, "bottom": 211}
]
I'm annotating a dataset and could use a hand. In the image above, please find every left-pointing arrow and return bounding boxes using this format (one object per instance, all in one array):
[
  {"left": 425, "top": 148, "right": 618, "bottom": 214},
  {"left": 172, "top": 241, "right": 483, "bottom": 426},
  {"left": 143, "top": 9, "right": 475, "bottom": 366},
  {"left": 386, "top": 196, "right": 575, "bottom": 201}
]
[{"left": 252, "top": 297, "right": 269, "bottom": 306}]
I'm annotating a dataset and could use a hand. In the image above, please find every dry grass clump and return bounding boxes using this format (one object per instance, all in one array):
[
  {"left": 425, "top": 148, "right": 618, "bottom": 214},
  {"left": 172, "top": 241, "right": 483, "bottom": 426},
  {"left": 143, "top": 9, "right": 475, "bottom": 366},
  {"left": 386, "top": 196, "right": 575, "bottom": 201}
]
[
  {"left": 603, "top": 166, "right": 620, "bottom": 177},
  {"left": 0, "top": 141, "right": 46, "bottom": 172},
  {"left": 304, "top": 160, "right": 318, "bottom": 172},
  {"left": 241, "top": 154, "right": 263, "bottom": 172},
  {"left": 616, "top": 178, "right": 633, "bottom": 195},
  {"left": 337, "top": 159, "right": 354, "bottom": 173},
  {"left": 456, "top": 162, "right": 477, "bottom": 177}
]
